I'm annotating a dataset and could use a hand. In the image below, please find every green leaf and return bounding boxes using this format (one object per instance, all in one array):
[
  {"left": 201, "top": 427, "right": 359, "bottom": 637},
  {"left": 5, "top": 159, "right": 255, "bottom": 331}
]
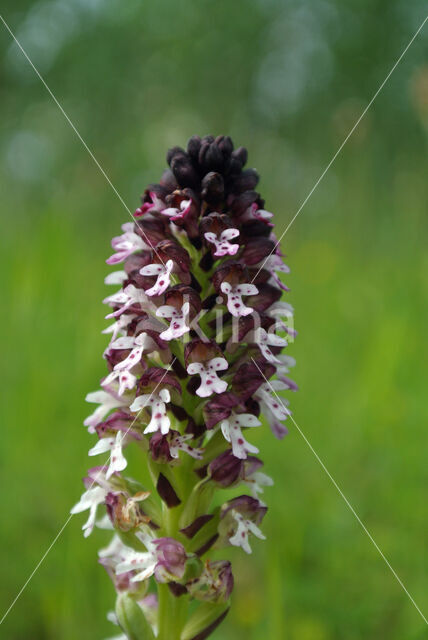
[
  {"left": 115, "top": 593, "right": 156, "bottom": 640},
  {"left": 180, "top": 602, "right": 229, "bottom": 640}
]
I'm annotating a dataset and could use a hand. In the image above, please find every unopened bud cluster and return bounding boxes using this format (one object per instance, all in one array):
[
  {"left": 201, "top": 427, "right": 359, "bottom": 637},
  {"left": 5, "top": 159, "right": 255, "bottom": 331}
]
[{"left": 72, "top": 135, "right": 297, "bottom": 640}]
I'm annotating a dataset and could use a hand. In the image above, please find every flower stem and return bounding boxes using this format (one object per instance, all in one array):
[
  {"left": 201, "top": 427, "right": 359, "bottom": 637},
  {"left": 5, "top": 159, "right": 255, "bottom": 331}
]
[{"left": 157, "top": 583, "right": 188, "bottom": 640}]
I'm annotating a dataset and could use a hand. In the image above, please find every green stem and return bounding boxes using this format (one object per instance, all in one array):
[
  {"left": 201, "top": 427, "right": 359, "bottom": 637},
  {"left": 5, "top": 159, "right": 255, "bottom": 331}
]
[{"left": 157, "top": 583, "right": 188, "bottom": 640}]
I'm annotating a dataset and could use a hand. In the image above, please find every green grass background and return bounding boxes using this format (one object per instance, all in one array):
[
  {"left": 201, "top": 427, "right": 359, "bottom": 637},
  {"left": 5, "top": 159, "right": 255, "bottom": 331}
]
[{"left": 1, "top": 1, "right": 427, "bottom": 638}]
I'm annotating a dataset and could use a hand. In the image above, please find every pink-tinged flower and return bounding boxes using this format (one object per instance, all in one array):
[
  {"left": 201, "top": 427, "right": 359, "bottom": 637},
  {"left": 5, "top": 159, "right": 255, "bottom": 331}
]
[
  {"left": 247, "top": 327, "right": 288, "bottom": 363},
  {"left": 106, "top": 223, "right": 148, "bottom": 265},
  {"left": 84, "top": 389, "right": 129, "bottom": 433},
  {"left": 139, "top": 259, "right": 174, "bottom": 296},
  {"left": 88, "top": 431, "right": 128, "bottom": 478},
  {"left": 102, "top": 368, "right": 137, "bottom": 396},
  {"left": 116, "top": 546, "right": 157, "bottom": 583},
  {"left": 156, "top": 301, "right": 190, "bottom": 340},
  {"left": 204, "top": 228, "right": 240, "bottom": 257},
  {"left": 168, "top": 432, "right": 203, "bottom": 459},
  {"left": 264, "top": 253, "right": 290, "bottom": 290},
  {"left": 104, "top": 284, "right": 154, "bottom": 319},
  {"left": 187, "top": 357, "right": 228, "bottom": 397},
  {"left": 109, "top": 332, "right": 158, "bottom": 371},
  {"left": 242, "top": 202, "right": 274, "bottom": 226},
  {"left": 149, "top": 430, "right": 203, "bottom": 463},
  {"left": 130, "top": 388, "right": 171, "bottom": 434},
  {"left": 134, "top": 190, "right": 165, "bottom": 217},
  {"left": 220, "top": 412, "right": 261, "bottom": 459},
  {"left": 161, "top": 198, "right": 192, "bottom": 222},
  {"left": 115, "top": 536, "right": 187, "bottom": 584},
  {"left": 267, "top": 300, "right": 294, "bottom": 329},
  {"left": 254, "top": 380, "right": 290, "bottom": 439},
  {"left": 220, "top": 282, "right": 258, "bottom": 317},
  {"left": 102, "top": 313, "right": 136, "bottom": 346},
  {"left": 152, "top": 537, "right": 188, "bottom": 582}
]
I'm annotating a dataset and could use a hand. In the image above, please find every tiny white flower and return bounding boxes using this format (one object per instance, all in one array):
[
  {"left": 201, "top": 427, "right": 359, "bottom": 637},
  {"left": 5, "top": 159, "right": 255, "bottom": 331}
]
[
  {"left": 102, "top": 368, "right": 137, "bottom": 396},
  {"left": 109, "top": 332, "right": 158, "bottom": 375},
  {"left": 156, "top": 302, "right": 190, "bottom": 341},
  {"left": 84, "top": 390, "right": 128, "bottom": 432},
  {"left": 130, "top": 388, "right": 171, "bottom": 435},
  {"left": 204, "top": 228, "right": 240, "bottom": 257},
  {"left": 104, "top": 285, "right": 155, "bottom": 319},
  {"left": 107, "top": 223, "right": 148, "bottom": 265},
  {"left": 220, "top": 412, "right": 261, "bottom": 459},
  {"left": 161, "top": 199, "right": 192, "bottom": 220},
  {"left": 254, "top": 381, "right": 289, "bottom": 421},
  {"left": 104, "top": 270, "right": 128, "bottom": 285},
  {"left": 169, "top": 433, "right": 203, "bottom": 459},
  {"left": 244, "top": 471, "right": 274, "bottom": 501},
  {"left": 88, "top": 431, "right": 128, "bottom": 479},
  {"left": 70, "top": 485, "right": 108, "bottom": 537},
  {"left": 228, "top": 510, "right": 266, "bottom": 554},
  {"left": 220, "top": 282, "right": 258, "bottom": 317},
  {"left": 187, "top": 356, "right": 228, "bottom": 397},
  {"left": 140, "top": 259, "right": 174, "bottom": 296},
  {"left": 102, "top": 313, "right": 136, "bottom": 345},
  {"left": 247, "top": 327, "right": 288, "bottom": 363},
  {"left": 115, "top": 543, "right": 157, "bottom": 583}
]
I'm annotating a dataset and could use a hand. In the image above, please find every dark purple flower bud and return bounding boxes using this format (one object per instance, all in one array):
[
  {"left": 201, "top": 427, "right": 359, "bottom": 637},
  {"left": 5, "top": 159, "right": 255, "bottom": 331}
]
[
  {"left": 241, "top": 237, "right": 276, "bottom": 265},
  {"left": 232, "top": 146, "right": 248, "bottom": 167},
  {"left": 170, "top": 154, "right": 200, "bottom": 189},
  {"left": 232, "top": 361, "right": 275, "bottom": 400},
  {"left": 184, "top": 339, "right": 222, "bottom": 368},
  {"left": 201, "top": 172, "right": 225, "bottom": 205},
  {"left": 187, "top": 135, "right": 202, "bottom": 161},
  {"left": 203, "top": 392, "right": 240, "bottom": 429},
  {"left": 232, "top": 168, "right": 259, "bottom": 193},
  {"left": 133, "top": 217, "right": 169, "bottom": 248},
  {"left": 137, "top": 367, "right": 182, "bottom": 399},
  {"left": 208, "top": 450, "right": 244, "bottom": 487},
  {"left": 164, "top": 284, "right": 202, "bottom": 319},
  {"left": 95, "top": 410, "right": 133, "bottom": 438},
  {"left": 149, "top": 432, "right": 173, "bottom": 463}
]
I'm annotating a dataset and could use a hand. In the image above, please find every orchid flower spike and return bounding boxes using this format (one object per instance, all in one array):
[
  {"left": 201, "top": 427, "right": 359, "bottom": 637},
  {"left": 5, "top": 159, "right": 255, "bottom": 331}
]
[{"left": 73, "top": 135, "right": 296, "bottom": 640}]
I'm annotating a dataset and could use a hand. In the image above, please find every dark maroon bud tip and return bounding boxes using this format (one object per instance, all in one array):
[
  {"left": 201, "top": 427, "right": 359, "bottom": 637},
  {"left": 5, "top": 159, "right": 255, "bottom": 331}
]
[
  {"left": 181, "top": 514, "right": 213, "bottom": 539},
  {"left": 232, "top": 146, "right": 248, "bottom": 167},
  {"left": 187, "top": 135, "right": 202, "bottom": 160},
  {"left": 169, "top": 582, "right": 188, "bottom": 597},
  {"left": 167, "top": 146, "right": 186, "bottom": 166},
  {"left": 201, "top": 172, "right": 225, "bottom": 204},
  {"left": 157, "top": 473, "right": 181, "bottom": 507}
]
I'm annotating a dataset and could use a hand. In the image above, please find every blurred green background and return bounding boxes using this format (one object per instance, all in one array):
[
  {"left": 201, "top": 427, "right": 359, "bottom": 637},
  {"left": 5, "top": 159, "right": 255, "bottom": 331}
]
[{"left": 1, "top": 1, "right": 427, "bottom": 638}]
